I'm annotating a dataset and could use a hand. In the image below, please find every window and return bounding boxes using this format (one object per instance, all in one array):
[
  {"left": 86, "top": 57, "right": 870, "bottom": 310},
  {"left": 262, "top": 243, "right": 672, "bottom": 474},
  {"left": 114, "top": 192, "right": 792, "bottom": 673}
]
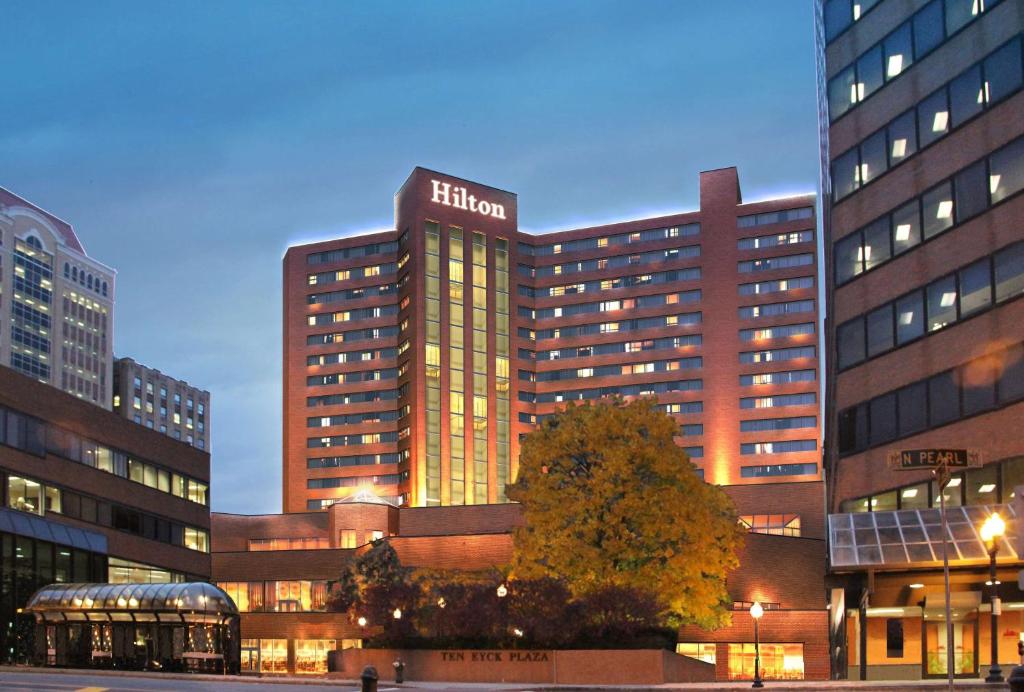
[
  {"left": 739, "top": 514, "right": 801, "bottom": 537},
  {"left": 955, "top": 160, "right": 989, "bottom": 222},
  {"left": 886, "top": 619, "right": 905, "bottom": 658},
  {"left": 895, "top": 291, "right": 924, "bottom": 345},
  {"left": 676, "top": 643, "right": 717, "bottom": 664},
  {"left": 928, "top": 371, "right": 960, "bottom": 426},
  {"left": 922, "top": 181, "right": 954, "bottom": 239},
  {"left": 295, "top": 639, "right": 336, "bottom": 674},
  {"left": 897, "top": 381, "right": 928, "bottom": 437},
  {"left": 926, "top": 275, "right": 958, "bottom": 331},
  {"left": 990, "top": 137, "right": 1024, "bottom": 204},
  {"left": 340, "top": 529, "right": 357, "bottom": 549},
  {"left": 959, "top": 258, "right": 993, "bottom": 317},
  {"left": 837, "top": 319, "right": 865, "bottom": 369},
  {"left": 888, "top": 110, "right": 918, "bottom": 167},
  {"left": 949, "top": 64, "right": 983, "bottom": 128},
  {"left": 995, "top": 243, "right": 1024, "bottom": 302},
  {"left": 727, "top": 643, "right": 804, "bottom": 680},
  {"left": 866, "top": 304, "right": 894, "bottom": 357},
  {"left": 740, "top": 463, "right": 817, "bottom": 478},
  {"left": 986, "top": 37, "right": 1024, "bottom": 103},
  {"left": 918, "top": 88, "right": 950, "bottom": 148}
]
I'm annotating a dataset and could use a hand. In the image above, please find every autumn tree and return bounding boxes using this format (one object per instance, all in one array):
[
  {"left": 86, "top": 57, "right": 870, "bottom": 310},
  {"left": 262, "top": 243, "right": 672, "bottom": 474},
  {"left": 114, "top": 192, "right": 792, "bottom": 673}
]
[{"left": 507, "top": 397, "right": 745, "bottom": 629}]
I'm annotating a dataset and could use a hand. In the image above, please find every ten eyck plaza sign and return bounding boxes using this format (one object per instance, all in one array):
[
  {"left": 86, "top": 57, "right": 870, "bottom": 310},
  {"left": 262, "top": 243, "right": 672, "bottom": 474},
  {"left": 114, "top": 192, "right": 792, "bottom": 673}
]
[{"left": 431, "top": 179, "right": 508, "bottom": 220}]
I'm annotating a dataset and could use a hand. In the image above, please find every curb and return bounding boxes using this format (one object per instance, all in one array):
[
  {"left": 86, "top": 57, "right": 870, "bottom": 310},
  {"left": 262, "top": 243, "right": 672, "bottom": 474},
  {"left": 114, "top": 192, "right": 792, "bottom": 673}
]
[{"left": 0, "top": 665, "right": 359, "bottom": 685}]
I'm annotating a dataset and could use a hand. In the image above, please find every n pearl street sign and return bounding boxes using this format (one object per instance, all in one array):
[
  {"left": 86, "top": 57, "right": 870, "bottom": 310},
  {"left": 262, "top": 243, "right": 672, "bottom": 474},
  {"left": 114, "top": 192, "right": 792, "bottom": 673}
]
[{"left": 886, "top": 448, "right": 982, "bottom": 470}]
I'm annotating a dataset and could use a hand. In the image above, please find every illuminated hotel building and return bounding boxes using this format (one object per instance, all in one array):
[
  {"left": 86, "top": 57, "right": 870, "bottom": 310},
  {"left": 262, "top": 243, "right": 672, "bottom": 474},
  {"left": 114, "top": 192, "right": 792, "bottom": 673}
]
[
  {"left": 283, "top": 166, "right": 823, "bottom": 525},
  {"left": 818, "top": 0, "right": 1024, "bottom": 680},
  {"left": 0, "top": 186, "right": 115, "bottom": 409}
]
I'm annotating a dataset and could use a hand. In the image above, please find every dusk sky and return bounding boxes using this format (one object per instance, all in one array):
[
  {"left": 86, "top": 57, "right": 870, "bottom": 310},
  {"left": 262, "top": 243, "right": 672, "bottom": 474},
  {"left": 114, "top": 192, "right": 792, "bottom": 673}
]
[{"left": 3, "top": 1, "right": 819, "bottom": 514}]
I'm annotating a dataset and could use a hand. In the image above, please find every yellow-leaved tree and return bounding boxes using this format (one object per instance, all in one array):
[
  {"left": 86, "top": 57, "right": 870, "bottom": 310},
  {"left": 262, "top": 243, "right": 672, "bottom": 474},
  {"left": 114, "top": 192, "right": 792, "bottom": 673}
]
[{"left": 507, "top": 397, "right": 745, "bottom": 630}]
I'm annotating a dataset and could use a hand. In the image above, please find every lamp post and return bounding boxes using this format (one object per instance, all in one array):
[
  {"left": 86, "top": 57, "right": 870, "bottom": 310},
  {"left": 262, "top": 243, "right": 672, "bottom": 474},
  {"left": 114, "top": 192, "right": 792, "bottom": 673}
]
[
  {"left": 981, "top": 512, "right": 1006, "bottom": 684},
  {"left": 751, "top": 601, "right": 764, "bottom": 688}
]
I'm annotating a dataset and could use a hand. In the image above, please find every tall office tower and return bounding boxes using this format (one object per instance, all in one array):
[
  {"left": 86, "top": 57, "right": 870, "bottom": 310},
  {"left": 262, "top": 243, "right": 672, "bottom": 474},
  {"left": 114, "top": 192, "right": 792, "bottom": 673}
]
[
  {"left": 284, "top": 167, "right": 823, "bottom": 525},
  {"left": 0, "top": 187, "right": 115, "bottom": 408},
  {"left": 112, "top": 357, "right": 211, "bottom": 450},
  {"left": 818, "top": 0, "right": 1024, "bottom": 681}
]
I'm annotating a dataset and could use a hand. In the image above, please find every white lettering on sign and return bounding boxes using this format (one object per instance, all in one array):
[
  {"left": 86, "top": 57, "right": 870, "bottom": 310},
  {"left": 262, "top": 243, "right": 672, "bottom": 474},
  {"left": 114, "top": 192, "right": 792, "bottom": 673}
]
[{"left": 431, "top": 180, "right": 507, "bottom": 220}]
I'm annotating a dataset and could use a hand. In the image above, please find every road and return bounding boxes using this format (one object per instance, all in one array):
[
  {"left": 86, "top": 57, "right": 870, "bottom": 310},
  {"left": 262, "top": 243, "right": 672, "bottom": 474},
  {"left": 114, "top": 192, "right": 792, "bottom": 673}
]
[{"left": 0, "top": 669, "right": 541, "bottom": 691}]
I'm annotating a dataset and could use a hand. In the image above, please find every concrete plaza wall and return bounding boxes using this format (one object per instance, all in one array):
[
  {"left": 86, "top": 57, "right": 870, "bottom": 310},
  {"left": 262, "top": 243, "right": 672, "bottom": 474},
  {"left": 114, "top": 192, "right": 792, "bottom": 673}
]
[{"left": 337, "top": 648, "right": 715, "bottom": 684}]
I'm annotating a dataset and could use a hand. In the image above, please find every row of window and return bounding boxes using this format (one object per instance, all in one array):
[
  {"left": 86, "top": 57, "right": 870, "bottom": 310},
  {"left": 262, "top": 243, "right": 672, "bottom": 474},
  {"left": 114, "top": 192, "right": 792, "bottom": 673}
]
[
  {"left": 307, "top": 431, "right": 399, "bottom": 449},
  {"left": 248, "top": 537, "right": 331, "bottom": 551},
  {"left": 522, "top": 313, "right": 700, "bottom": 341},
  {"left": 740, "top": 416, "right": 817, "bottom": 432},
  {"left": 306, "top": 304, "right": 398, "bottom": 326},
  {"left": 835, "top": 135, "right": 1024, "bottom": 286},
  {"left": 737, "top": 230, "right": 814, "bottom": 250},
  {"left": 523, "top": 358, "right": 702, "bottom": 382},
  {"left": 307, "top": 472, "right": 407, "bottom": 489},
  {"left": 306, "top": 389, "right": 398, "bottom": 408},
  {"left": 517, "top": 224, "right": 700, "bottom": 256},
  {"left": 518, "top": 379, "right": 703, "bottom": 404},
  {"left": 306, "top": 262, "right": 396, "bottom": 286},
  {"left": 739, "top": 345, "right": 816, "bottom": 364},
  {"left": 306, "top": 283, "right": 397, "bottom": 304},
  {"left": 306, "top": 347, "right": 397, "bottom": 366},
  {"left": 306, "top": 242, "right": 398, "bottom": 265},
  {"left": 740, "top": 322, "right": 815, "bottom": 342},
  {"left": 61, "top": 261, "right": 110, "bottom": 297},
  {"left": 739, "top": 275, "right": 815, "bottom": 296},
  {"left": 838, "top": 341, "right": 1024, "bottom": 455},
  {"left": 738, "top": 253, "right": 814, "bottom": 273},
  {"left": 838, "top": 243, "right": 1024, "bottom": 371},
  {"left": 741, "top": 393, "right": 817, "bottom": 409},
  {"left": 823, "top": 0, "right": 881, "bottom": 43},
  {"left": 827, "top": 0, "right": 1001, "bottom": 121},
  {"left": 0, "top": 404, "right": 208, "bottom": 505},
  {"left": 741, "top": 463, "right": 819, "bottom": 478},
  {"left": 832, "top": 35, "right": 1023, "bottom": 203},
  {"left": 4, "top": 473, "right": 209, "bottom": 552},
  {"left": 739, "top": 513, "right": 802, "bottom": 537},
  {"left": 306, "top": 368, "right": 397, "bottom": 387},
  {"left": 740, "top": 439, "right": 818, "bottom": 455},
  {"left": 306, "top": 451, "right": 407, "bottom": 468},
  {"left": 519, "top": 269, "right": 701, "bottom": 298},
  {"left": 840, "top": 455, "right": 1024, "bottom": 512},
  {"left": 739, "top": 299, "right": 815, "bottom": 320},
  {"left": 306, "top": 325, "right": 399, "bottom": 346},
  {"left": 528, "top": 335, "right": 703, "bottom": 362},
  {"left": 520, "top": 294, "right": 701, "bottom": 321},
  {"left": 520, "top": 245, "right": 701, "bottom": 279},
  {"left": 306, "top": 410, "right": 401, "bottom": 428},
  {"left": 737, "top": 207, "right": 813, "bottom": 228},
  {"left": 740, "top": 369, "right": 817, "bottom": 386}
]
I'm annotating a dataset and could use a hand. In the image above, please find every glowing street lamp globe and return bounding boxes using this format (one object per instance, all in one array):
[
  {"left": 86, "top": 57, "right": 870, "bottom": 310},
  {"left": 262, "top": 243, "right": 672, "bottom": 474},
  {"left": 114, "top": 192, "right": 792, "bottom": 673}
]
[{"left": 750, "top": 601, "right": 764, "bottom": 619}]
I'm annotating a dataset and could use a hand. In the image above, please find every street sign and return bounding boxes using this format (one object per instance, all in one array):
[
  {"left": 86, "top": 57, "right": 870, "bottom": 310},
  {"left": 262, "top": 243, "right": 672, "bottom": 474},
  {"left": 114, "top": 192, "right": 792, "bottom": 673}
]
[{"left": 887, "top": 448, "right": 982, "bottom": 470}]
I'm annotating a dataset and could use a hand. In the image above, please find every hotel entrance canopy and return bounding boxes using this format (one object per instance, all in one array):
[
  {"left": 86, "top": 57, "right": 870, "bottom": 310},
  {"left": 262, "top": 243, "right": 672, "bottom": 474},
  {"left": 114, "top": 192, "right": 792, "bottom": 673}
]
[
  {"left": 25, "top": 582, "right": 238, "bottom": 623},
  {"left": 828, "top": 504, "right": 1019, "bottom": 570}
]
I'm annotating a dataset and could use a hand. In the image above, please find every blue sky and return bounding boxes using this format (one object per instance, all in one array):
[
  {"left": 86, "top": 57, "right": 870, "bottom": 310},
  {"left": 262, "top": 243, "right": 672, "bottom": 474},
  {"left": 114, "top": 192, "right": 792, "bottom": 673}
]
[{"left": 3, "top": 1, "right": 819, "bottom": 514}]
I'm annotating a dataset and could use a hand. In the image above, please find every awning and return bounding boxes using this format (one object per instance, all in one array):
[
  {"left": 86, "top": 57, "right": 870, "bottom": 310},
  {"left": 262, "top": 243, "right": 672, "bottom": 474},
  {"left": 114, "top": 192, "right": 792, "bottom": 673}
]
[
  {"left": 0, "top": 507, "right": 107, "bottom": 553},
  {"left": 24, "top": 582, "right": 238, "bottom": 624},
  {"left": 828, "top": 503, "right": 1019, "bottom": 569}
]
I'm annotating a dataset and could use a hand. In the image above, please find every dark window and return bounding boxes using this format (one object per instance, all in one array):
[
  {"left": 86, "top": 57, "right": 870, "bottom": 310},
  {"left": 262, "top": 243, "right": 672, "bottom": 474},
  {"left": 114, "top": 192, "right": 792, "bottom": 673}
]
[
  {"left": 928, "top": 371, "right": 960, "bottom": 426},
  {"left": 989, "top": 137, "right": 1024, "bottom": 204},
  {"left": 835, "top": 232, "right": 863, "bottom": 284},
  {"left": 870, "top": 393, "right": 898, "bottom": 446},
  {"left": 954, "top": 160, "right": 989, "bottom": 222},
  {"left": 860, "top": 130, "right": 888, "bottom": 185},
  {"left": 888, "top": 110, "right": 918, "bottom": 166},
  {"left": 824, "top": 0, "right": 853, "bottom": 42},
  {"left": 913, "top": 1, "right": 944, "bottom": 56},
  {"left": 994, "top": 243, "right": 1024, "bottom": 302},
  {"left": 948, "top": 65, "right": 983, "bottom": 127},
  {"left": 892, "top": 199, "right": 922, "bottom": 256},
  {"left": 896, "top": 291, "right": 925, "bottom": 344},
  {"left": 838, "top": 319, "right": 866, "bottom": 369},
  {"left": 984, "top": 38, "right": 1023, "bottom": 104},
  {"left": 829, "top": 64, "right": 857, "bottom": 120},
  {"left": 922, "top": 181, "right": 955, "bottom": 238},
  {"left": 918, "top": 89, "right": 950, "bottom": 148},
  {"left": 962, "top": 361, "right": 997, "bottom": 416},
  {"left": 857, "top": 46, "right": 884, "bottom": 102},
  {"left": 886, "top": 619, "right": 905, "bottom": 658},
  {"left": 945, "top": 0, "right": 980, "bottom": 34},
  {"left": 866, "top": 304, "right": 895, "bottom": 357},
  {"left": 959, "top": 258, "right": 993, "bottom": 317},
  {"left": 833, "top": 148, "right": 861, "bottom": 200},
  {"left": 897, "top": 381, "right": 928, "bottom": 437},
  {"left": 1000, "top": 344, "right": 1024, "bottom": 404},
  {"left": 80, "top": 496, "right": 97, "bottom": 524},
  {"left": 862, "top": 217, "right": 891, "bottom": 271}
]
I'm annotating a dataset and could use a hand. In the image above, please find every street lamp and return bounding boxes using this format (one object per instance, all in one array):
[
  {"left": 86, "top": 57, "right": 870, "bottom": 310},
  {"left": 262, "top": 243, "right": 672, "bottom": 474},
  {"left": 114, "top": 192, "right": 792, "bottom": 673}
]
[
  {"left": 357, "top": 616, "right": 367, "bottom": 627},
  {"left": 393, "top": 608, "right": 402, "bottom": 620},
  {"left": 981, "top": 512, "right": 1006, "bottom": 684},
  {"left": 750, "top": 601, "right": 764, "bottom": 688},
  {"left": 496, "top": 584, "right": 508, "bottom": 598}
]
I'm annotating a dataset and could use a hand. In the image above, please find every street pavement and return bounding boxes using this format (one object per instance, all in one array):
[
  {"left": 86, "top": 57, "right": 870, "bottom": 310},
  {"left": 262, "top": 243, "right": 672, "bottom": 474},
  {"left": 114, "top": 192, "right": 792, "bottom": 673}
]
[{"left": 0, "top": 668, "right": 1013, "bottom": 691}]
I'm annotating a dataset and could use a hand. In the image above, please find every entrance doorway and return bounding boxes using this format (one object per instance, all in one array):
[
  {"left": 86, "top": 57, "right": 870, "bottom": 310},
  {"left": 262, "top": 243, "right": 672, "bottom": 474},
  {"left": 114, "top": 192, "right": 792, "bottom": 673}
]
[{"left": 924, "top": 617, "right": 978, "bottom": 677}]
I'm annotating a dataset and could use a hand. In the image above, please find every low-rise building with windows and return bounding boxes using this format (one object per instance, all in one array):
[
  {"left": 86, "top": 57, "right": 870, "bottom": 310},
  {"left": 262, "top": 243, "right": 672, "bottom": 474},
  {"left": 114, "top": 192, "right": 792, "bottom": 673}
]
[
  {"left": 113, "top": 357, "right": 211, "bottom": 450},
  {"left": 0, "top": 364, "right": 212, "bottom": 663}
]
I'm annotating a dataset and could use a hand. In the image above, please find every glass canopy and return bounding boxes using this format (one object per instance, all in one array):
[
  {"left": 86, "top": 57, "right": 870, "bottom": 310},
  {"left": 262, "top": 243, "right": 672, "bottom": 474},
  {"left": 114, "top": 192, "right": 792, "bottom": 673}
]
[
  {"left": 25, "top": 582, "right": 238, "bottom": 617},
  {"left": 829, "top": 503, "right": 1019, "bottom": 568}
]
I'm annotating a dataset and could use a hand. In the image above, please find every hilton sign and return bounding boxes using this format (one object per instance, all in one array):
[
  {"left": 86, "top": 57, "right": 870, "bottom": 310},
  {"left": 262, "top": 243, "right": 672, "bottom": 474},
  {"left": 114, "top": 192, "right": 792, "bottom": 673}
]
[{"left": 431, "top": 180, "right": 507, "bottom": 220}]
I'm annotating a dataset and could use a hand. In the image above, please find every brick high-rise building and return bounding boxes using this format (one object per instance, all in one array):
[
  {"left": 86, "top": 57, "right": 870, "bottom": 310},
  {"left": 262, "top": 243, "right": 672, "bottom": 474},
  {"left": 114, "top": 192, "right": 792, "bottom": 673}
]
[
  {"left": 0, "top": 187, "right": 115, "bottom": 408},
  {"left": 112, "top": 357, "right": 211, "bottom": 451},
  {"left": 818, "top": 0, "right": 1024, "bottom": 681},
  {"left": 283, "top": 167, "right": 823, "bottom": 527}
]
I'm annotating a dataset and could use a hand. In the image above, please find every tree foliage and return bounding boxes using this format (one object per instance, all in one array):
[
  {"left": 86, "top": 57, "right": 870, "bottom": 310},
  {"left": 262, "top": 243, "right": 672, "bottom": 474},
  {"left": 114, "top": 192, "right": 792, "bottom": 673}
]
[{"left": 507, "top": 397, "right": 745, "bottom": 629}]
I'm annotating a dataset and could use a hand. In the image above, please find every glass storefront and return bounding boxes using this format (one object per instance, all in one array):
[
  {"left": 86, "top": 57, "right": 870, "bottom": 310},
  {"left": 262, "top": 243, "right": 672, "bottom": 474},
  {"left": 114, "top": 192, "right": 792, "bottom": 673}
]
[
  {"left": 295, "top": 639, "right": 335, "bottom": 674},
  {"left": 728, "top": 643, "right": 805, "bottom": 680}
]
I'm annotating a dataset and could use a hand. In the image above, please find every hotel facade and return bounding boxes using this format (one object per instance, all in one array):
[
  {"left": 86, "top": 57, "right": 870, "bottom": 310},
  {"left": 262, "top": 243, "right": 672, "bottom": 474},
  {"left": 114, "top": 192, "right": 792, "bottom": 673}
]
[
  {"left": 818, "top": 0, "right": 1024, "bottom": 680},
  {"left": 284, "top": 166, "right": 823, "bottom": 524}
]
